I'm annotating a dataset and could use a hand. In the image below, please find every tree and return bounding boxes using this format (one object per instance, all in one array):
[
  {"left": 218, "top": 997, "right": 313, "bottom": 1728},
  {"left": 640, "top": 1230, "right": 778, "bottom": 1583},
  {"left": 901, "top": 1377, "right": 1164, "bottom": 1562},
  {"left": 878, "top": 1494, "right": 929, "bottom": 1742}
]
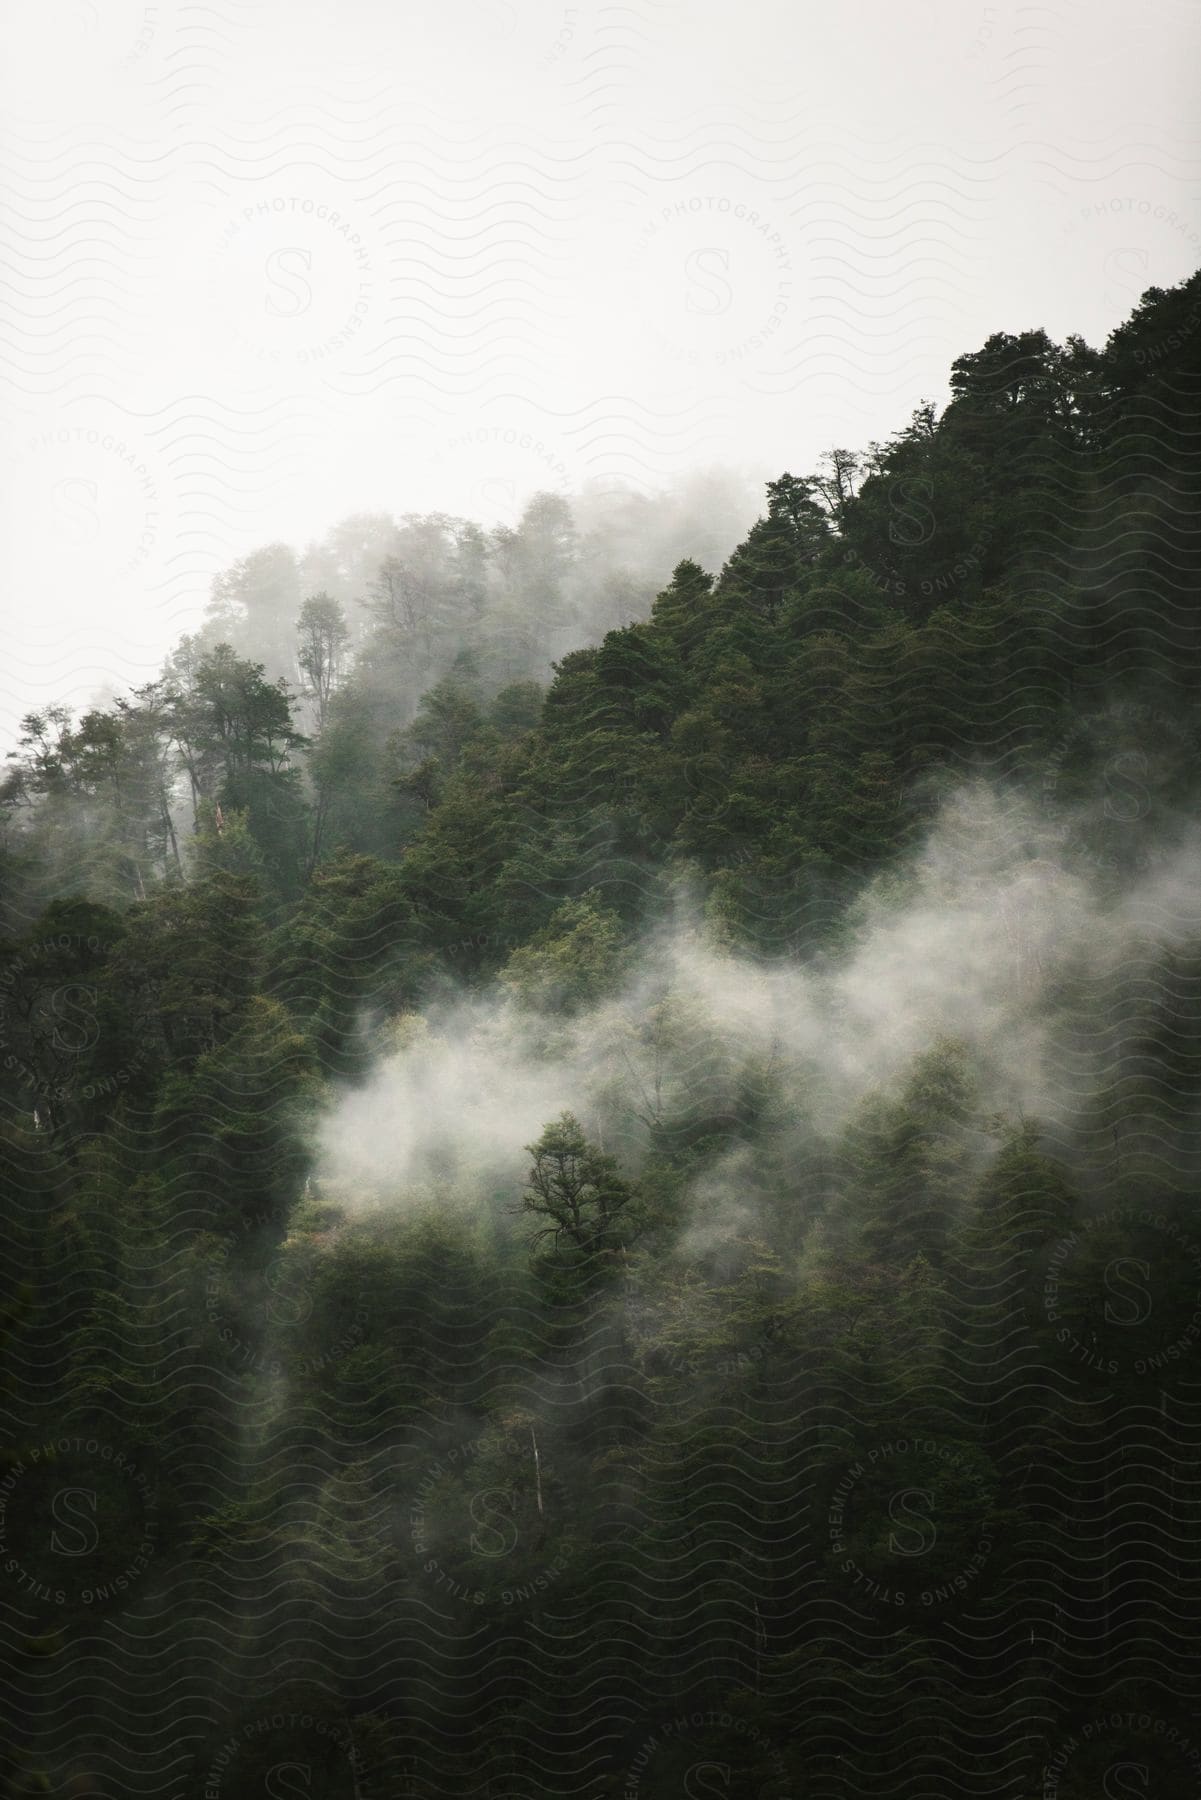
[
  {"left": 765, "top": 470, "right": 828, "bottom": 540},
  {"left": 499, "top": 893, "right": 627, "bottom": 1014},
  {"left": 203, "top": 542, "right": 302, "bottom": 675},
  {"left": 0, "top": 691, "right": 183, "bottom": 899},
  {"left": 0, "top": 897, "right": 134, "bottom": 1141},
  {"left": 809, "top": 446, "right": 861, "bottom": 522},
  {"left": 266, "top": 850, "right": 422, "bottom": 1074},
  {"left": 516, "top": 1112, "right": 635, "bottom": 1259},
  {"left": 835, "top": 1040, "right": 980, "bottom": 1267},
  {"left": 296, "top": 593, "right": 350, "bottom": 729},
  {"left": 487, "top": 492, "right": 578, "bottom": 674},
  {"left": 163, "top": 644, "right": 308, "bottom": 891},
  {"left": 651, "top": 554, "right": 720, "bottom": 662},
  {"left": 112, "top": 807, "right": 268, "bottom": 1068},
  {"left": 365, "top": 513, "right": 464, "bottom": 682},
  {"left": 396, "top": 671, "right": 483, "bottom": 773},
  {"left": 715, "top": 478, "right": 830, "bottom": 624},
  {"left": 152, "top": 994, "right": 317, "bottom": 1230}
]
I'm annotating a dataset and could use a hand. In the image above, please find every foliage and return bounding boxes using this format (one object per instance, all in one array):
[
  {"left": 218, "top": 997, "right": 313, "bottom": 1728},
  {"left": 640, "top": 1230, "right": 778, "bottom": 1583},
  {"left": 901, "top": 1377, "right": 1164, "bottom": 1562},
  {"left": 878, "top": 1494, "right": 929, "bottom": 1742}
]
[{"left": 2, "top": 271, "right": 1200, "bottom": 1797}]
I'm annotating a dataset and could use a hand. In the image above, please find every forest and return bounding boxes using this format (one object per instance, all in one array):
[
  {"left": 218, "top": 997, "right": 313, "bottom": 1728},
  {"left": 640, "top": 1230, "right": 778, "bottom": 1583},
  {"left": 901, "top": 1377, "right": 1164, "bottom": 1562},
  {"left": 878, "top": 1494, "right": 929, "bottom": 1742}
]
[{"left": 1, "top": 269, "right": 1200, "bottom": 1797}]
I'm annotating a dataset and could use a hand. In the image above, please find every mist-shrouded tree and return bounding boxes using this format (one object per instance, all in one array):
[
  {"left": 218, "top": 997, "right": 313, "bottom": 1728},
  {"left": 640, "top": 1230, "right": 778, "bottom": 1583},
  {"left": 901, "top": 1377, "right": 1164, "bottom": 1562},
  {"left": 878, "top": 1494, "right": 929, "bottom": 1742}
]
[
  {"left": 395, "top": 668, "right": 484, "bottom": 775},
  {"left": 1, "top": 692, "right": 182, "bottom": 898},
  {"left": 203, "top": 542, "right": 302, "bottom": 676},
  {"left": 836, "top": 1038, "right": 980, "bottom": 1267},
  {"left": 487, "top": 491, "right": 579, "bottom": 674},
  {"left": 114, "top": 806, "right": 269, "bottom": 1068},
  {"left": 152, "top": 991, "right": 317, "bottom": 1231},
  {"left": 298, "top": 510, "right": 398, "bottom": 634},
  {"left": 266, "top": 848, "right": 421, "bottom": 1075},
  {"left": 165, "top": 643, "right": 301, "bottom": 802},
  {"left": 365, "top": 512, "right": 466, "bottom": 684},
  {"left": 296, "top": 593, "right": 351, "bottom": 730},
  {"left": 517, "top": 1111, "right": 634, "bottom": 1261},
  {"left": 491, "top": 492, "right": 576, "bottom": 622},
  {"left": 162, "top": 642, "right": 309, "bottom": 891}
]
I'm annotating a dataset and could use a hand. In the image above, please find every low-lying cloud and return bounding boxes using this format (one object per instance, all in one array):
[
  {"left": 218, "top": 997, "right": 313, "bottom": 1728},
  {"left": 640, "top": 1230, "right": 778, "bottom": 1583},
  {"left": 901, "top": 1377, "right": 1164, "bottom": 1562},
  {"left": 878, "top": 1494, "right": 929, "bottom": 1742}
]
[{"left": 316, "top": 781, "right": 1201, "bottom": 1227}]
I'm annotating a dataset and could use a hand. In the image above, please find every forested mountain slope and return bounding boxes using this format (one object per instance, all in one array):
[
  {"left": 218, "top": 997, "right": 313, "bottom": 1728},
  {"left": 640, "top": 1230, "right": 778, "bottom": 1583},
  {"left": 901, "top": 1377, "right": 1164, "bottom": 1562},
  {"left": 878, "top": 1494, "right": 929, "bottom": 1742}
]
[{"left": 1, "top": 272, "right": 1200, "bottom": 1799}]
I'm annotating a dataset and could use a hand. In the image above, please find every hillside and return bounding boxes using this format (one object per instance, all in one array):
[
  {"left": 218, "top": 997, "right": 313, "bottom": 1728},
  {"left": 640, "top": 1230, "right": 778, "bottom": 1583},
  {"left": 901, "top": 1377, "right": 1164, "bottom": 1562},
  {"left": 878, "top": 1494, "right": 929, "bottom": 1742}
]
[{"left": 1, "top": 271, "right": 1200, "bottom": 1799}]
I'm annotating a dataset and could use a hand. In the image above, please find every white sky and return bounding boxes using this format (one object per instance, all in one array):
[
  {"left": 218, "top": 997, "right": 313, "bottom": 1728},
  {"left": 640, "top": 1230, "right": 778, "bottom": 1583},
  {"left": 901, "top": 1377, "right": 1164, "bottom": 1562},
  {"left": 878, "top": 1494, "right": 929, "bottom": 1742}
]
[{"left": 1, "top": 0, "right": 1199, "bottom": 743}]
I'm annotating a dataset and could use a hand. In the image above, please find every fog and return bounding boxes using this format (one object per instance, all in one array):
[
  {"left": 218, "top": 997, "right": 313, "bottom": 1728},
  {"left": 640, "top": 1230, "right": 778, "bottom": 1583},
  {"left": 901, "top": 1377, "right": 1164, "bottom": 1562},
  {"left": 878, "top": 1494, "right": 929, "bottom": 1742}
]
[
  {"left": 3, "top": 0, "right": 1199, "bottom": 744},
  {"left": 316, "top": 781, "right": 1201, "bottom": 1230}
]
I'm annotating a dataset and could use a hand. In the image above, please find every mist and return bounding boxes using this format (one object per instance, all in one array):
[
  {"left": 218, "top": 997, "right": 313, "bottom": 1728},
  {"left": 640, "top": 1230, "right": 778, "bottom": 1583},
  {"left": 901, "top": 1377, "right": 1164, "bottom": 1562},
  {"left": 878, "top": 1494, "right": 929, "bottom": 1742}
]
[
  {"left": 3, "top": 5, "right": 1199, "bottom": 1789},
  {"left": 316, "top": 780, "right": 1201, "bottom": 1232},
  {"left": 4, "top": 0, "right": 1199, "bottom": 746}
]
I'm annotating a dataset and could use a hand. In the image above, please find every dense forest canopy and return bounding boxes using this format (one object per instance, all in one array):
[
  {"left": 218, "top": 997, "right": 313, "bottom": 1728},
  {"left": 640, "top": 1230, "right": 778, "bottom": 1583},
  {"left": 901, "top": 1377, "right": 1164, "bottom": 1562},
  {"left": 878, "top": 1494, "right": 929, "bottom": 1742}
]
[{"left": 1, "top": 271, "right": 1200, "bottom": 1798}]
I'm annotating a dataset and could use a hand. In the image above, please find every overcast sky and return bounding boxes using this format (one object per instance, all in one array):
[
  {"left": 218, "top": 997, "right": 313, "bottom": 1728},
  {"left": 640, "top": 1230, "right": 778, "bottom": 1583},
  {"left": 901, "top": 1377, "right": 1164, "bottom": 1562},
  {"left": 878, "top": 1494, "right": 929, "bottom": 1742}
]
[{"left": 1, "top": 0, "right": 1198, "bottom": 742}]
